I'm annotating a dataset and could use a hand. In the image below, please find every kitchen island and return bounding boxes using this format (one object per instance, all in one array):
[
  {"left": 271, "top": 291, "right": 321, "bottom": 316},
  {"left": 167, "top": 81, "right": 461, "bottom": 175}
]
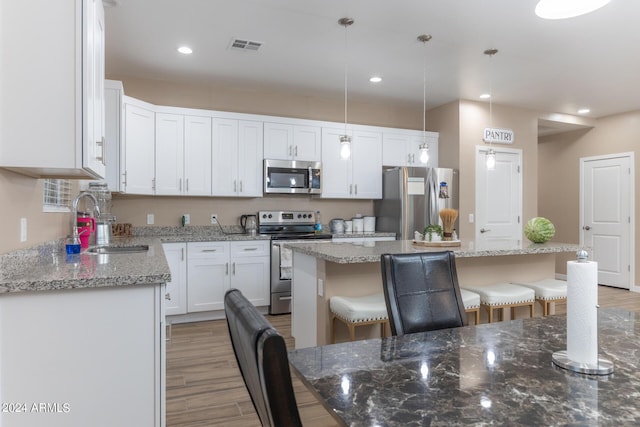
[
  {"left": 0, "top": 238, "right": 170, "bottom": 427},
  {"left": 287, "top": 239, "right": 580, "bottom": 348}
]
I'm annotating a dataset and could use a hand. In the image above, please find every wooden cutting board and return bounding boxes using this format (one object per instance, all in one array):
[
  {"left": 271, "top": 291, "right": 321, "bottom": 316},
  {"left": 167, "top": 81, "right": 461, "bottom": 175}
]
[{"left": 412, "top": 240, "right": 461, "bottom": 247}]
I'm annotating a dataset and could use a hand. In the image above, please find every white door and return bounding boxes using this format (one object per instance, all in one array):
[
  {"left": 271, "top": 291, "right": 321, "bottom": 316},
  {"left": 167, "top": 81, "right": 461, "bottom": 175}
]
[
  {"left": 212, "top": 118, "right": 239, "bottom": 196},
  {"left": 124, "top": 103, "right": 155, "bottom": 195},
  {"left": 184, "top": 115, "right": 212, "bottom": 196},
  {"left": 237, "top": 120, "right": 264, "bottom": 197},
  {"left": 476, "top": 147, "right": 522, "bottom": 247},
  {"left": 155, "top": 113, "right": 184, "bottom": 195},
  {"left": 580, "top": 153, "right": 634, "bottom": 289},
  {"left": 351, "top": 130, "right": 383, "bottom": 199}
]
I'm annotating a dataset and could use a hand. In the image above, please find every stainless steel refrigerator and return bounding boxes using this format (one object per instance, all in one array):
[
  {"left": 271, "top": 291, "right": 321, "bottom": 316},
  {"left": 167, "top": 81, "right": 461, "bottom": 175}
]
[{"left": 374, "top": 167, "right": 458, "bottom": 240}]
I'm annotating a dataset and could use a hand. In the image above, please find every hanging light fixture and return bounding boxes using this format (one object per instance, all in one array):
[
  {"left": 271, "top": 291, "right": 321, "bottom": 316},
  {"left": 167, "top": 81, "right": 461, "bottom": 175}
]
[
  {"left": 483, "top": 48, "right": 498, "bottom": 171},
  {"left": 417, "top": 34, "right": 432, "bottom": 165},
  {"left": 338, "top": 17, "right": 354, "bottom": 160}
]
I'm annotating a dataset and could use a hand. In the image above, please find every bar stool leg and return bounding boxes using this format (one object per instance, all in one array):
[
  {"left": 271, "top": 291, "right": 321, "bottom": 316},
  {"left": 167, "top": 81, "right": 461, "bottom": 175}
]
[
  {"left": 348, "top": 323, "right": 356, "bottom": 341},
  {"left": 330, "top": 315, "right": 336, "bottom": 344},
  {"left": 474, "top": 310, "right": 480, "bottom": 325}
]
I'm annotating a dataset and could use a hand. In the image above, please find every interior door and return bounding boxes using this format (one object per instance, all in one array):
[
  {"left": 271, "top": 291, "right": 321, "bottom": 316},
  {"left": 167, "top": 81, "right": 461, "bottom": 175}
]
[
  {"left": 581, "top": 154, "right": 634, "bottom": 289},
  {"left": 475, "top": 147, "right": 522, "bottom": 247}
]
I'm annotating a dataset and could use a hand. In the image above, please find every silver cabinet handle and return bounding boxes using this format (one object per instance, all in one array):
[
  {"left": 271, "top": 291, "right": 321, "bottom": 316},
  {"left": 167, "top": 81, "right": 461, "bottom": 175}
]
[
  {"left": 480, "top": 228, "right": 491, "bottom": 233},
  {"left": 355, "top": 184, "right": 358, "bottom": 195},
  {"left": 225, "top": 262, "right": 229, "bottom": 275},
  {"left": 295, "top": 146, "right": 298, "bottom": 157},
  {"left": 201, "top": 249, "right": 218, "bottom": 252},
  {"left": 232, "top": 262, "right": 236, "bottom": 275},
  {"left": 583, "top": 225, "right": 591, "bottom": 230},
  {"left": 166, "top": 322, "right": 172, "bottom": 343},
  {"left": 239, "top": 180, "right": 243, "bottom": 192},
  {"left": 181, "top": 247, "right": 184, "bottom": 261},
  {"left": 243, "top": 247, "right": 258, "bottom": 251},
  {"left": 349, "top": 184, "right": 353, "bottom": 195},
  {"left": 233, "top": 180, "right": 237, "bottom": 192},
  {"left": 186, "top": 178, "right": 189, "bottom": 193},
  {"left": 289, "top": 145, "right": 293, "bottom": 156},
  {"left": 179, "top": 178, "right": 182, "bottom": 192},
  {"left": 279, "top": 296, "right": 293, "bottom": 301}
]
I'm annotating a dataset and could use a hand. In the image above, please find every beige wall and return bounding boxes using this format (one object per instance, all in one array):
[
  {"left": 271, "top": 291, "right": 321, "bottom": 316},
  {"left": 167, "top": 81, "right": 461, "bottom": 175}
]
[
  {"left": 539, "top": 110, "right": 640, "bottom": 283},
  {"left": 0, "top": 169, "right": 78, "bottom": 254},
  {"left": 428, "top": 99, "right": 540, "bottom": 240}
]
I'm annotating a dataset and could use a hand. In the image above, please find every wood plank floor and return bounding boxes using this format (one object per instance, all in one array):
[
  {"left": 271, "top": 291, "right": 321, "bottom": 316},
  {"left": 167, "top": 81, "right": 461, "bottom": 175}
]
[{"left": 166, "top": 285, "right": 640, "bottom": 426}]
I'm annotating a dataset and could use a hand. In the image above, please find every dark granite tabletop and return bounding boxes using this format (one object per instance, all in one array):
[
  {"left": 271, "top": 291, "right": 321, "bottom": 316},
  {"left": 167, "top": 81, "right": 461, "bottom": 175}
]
[{"left": 288, "top": 308, "right": 640, "bottom": 426}]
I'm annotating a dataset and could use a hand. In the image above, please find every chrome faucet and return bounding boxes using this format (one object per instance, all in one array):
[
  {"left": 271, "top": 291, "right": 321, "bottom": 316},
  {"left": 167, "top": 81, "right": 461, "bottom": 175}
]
[{"left": 71, "top": 192, "right": 100, "bottom": 234}]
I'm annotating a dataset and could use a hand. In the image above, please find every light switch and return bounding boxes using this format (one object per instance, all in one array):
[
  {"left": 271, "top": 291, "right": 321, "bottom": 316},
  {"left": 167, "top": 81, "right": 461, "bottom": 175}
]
[
  {"left": 469, "top": 213, "right": 474, "bottom": 223},
  {"left": 20, "top": 218, "right": 27, "bottom": 242},
  {"left": 317, "top": 279, "right": 324, "bottom": 297}
]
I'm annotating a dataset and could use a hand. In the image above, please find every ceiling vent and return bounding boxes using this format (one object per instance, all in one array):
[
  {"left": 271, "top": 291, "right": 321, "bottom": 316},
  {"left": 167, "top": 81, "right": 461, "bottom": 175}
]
[{"left": 228, "top": 38, "right": 263, "bottom": 53}]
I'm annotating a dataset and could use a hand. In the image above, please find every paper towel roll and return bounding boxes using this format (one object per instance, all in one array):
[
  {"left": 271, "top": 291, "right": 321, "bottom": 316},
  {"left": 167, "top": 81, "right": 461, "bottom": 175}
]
[{"left": 566, "top": 260, "right": 598, "bottom": 365}]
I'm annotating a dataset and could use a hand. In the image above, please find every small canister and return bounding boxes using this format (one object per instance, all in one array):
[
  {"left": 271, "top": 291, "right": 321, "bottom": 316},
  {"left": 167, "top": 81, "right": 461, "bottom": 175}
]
[
  {"left": 352, "top": 216, "right": 364, "bottom": 233},
  {"left": 363, "top": 216, "right": 376, "bottom": 233},
  {"left": 344, "top": 220, "right": 353, "bottom": 233}
]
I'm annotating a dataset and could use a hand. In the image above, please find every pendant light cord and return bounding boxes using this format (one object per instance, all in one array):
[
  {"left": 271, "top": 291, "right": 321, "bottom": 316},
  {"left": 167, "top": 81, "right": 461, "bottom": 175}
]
[
  {"left": 422, "top": 40, "right": 426, "bottom": 142},
  {"left": 344, "top": 23, "right": 349, "bottom": 136}
]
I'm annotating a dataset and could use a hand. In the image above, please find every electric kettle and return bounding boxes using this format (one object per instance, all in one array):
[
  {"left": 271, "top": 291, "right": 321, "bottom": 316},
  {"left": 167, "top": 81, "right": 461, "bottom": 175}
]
[{"left": 240, "top": 214, "right": 257, "bottom": 235}]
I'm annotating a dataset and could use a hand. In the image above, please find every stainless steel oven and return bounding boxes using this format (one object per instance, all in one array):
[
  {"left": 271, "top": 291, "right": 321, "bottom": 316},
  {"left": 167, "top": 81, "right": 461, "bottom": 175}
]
[
  {"left": 264, "top": 159, "right": 321, "bottom": 194},
  {"left": 259, "top": 210, "right": 332, "bottom": 314}
]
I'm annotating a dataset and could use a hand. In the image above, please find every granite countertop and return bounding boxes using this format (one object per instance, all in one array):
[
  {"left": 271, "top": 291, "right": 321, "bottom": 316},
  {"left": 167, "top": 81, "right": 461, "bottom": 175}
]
[
  {"left": 0, "top": 237, "right": 170, "bottom": 294},
  {"left": 284, "top": 239, "right": 581, "bottom": 264},
  {"left": 289, "top": 308, "right": 640, "bottom": 426}
]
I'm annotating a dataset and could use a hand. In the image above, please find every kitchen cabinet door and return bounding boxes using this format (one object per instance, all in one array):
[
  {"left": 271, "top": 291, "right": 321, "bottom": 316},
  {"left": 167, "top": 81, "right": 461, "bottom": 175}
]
[
  {"left": 187, "top": 242, "right": 230, "bottom": 312},
  {"left": 230, "top": 240, "right": 270, "bottom": 307},
  {"left": 383, "top": 131, "right": 439, "bottom": 167},
  {"left": 184, "top": 115, "right": 212, "bottom": 196},
  {"left": 320, "top": 127, "right": 352, "bottom": 198},
  {"left": 0, "top": 0, "right": 106, "bottom": 178},
  {"left": 123, "top": 100, "right": 156, "bottom": 195},
  {"left": 104, "top": 80, "right": 124, "bottom": 192},
  {"left": 321, "top": 127, "right": 382, "bottom": 199},
  {"left": 351, "top": 130, "right": 383, "bottom": 199},
  {"left": 155, "top": 113, "right": 185, "bottom": 195},
  {"left": 237, "top": 120, "right": 264, "bottom": 197},
  {"left": 163, "top": 243, "right": 187, "bottom": 316},
  {"left": 212, "top": 118, "right": 239, "bottom": 196},
  {"left": 264, "top": 122, "right": 321, "bottom": 161}
]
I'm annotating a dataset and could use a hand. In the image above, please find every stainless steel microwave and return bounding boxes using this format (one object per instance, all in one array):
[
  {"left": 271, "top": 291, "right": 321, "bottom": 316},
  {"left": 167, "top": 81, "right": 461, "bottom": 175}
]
[{"left": 264, "top": 159, "right": 321, "bottom": 194}]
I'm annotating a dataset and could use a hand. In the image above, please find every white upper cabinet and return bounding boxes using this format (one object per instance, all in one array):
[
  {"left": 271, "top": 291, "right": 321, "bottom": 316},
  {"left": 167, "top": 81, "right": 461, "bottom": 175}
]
[
  {"left": 155, "top": 113, "right": 185, "bottom": 195},
  {"left": 321, "top": 128, "right": 383, "bottom": 199},
  {"left": 212, "top": 119, "right": 263, "bottom": 197},
  {"left": 0, "top": 0, "right": 106, "bottom": 178},
  {"left": 383, "top": 131, "right": 439, "bottom": 167},
  {"left": 264, "top": 122, "right": 321, "bottom": 161},
  {"left": 104, "top": 80, "right": 124, "bottom": 192},
  {"left": 123, "top": 98, "right": 155, "bottom": 195},
  {"left": 184, "top": 116, "right": 213, "bottom": 196}
]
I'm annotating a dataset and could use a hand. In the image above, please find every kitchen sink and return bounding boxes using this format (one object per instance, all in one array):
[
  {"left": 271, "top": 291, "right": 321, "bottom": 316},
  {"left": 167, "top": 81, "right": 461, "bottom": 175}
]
[{"left": 87, "top": 245, "right": 149, "bottom": 254}]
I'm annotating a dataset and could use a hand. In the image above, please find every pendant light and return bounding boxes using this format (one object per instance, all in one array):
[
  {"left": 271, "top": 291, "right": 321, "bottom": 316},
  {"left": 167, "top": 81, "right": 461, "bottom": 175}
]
[
  {"left": 418, "top": 34, "right": 432, "bottom": 165},
  {"left": 338, "top": 17, "right": 354, "bottom": 160},
  {"left": 483, "top": 48, "right": 498, "bottom": 171}
]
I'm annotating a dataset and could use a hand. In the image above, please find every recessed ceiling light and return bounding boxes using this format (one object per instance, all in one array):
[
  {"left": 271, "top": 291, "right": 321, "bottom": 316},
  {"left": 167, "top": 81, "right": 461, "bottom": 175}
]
[
  {"left": 578, "top": 108, "right": 591, "bottom": 114},
  {"left": 535, "top": 0, "right": 611, "bottom": 20},
  {"left": 479, "top": 93, "right": 491, "bottom": 99},
  {"left": 177, "top": 46, "right": 193, "bottom": 55},
  {"left": 369, "top": 76, "right": 382, "bottom": 83}
]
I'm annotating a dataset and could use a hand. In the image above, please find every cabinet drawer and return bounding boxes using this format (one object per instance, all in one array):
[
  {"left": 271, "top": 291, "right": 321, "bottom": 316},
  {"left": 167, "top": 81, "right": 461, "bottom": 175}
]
[
  {"left": 187, "top": 242, "right": 229, "bottom": 259},
  {"left": 231, "top": 240, "right": 270, "bottom": 258}
]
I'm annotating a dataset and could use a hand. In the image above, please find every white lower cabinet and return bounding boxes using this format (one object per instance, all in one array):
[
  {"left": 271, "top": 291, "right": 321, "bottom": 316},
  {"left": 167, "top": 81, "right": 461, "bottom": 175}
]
[
  {"left": 163, "top": 243, "right": 187, "bottom": 315},
  {"left": 0, "top": 284, "right": 165, "bottom": 427},
  {"left": 186, "top": 240, "right": 270, "bottom": 313}
]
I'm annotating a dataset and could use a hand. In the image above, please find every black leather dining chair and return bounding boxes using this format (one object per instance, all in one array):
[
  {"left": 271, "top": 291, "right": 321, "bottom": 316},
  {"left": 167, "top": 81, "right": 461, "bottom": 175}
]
[
  {"left": 380, "top": 251, "right": 467, "bottom": 336},
  {"left": 224, "top": 288, "right": 303, "bottom": 427}
]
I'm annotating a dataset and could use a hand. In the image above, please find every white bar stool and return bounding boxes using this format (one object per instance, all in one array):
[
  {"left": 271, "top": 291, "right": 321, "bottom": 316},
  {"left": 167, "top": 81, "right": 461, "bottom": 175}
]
[
  {"left": 463, "top": 283, "right": 535, "bottom": 323},
  {"left": 329, "top": 293, "right": 389, "bottom": 343},
  {"left": 460, "top": 288, "right": 481, "bottom": 325},
  {"left": 511, "top": 279, "right": 567, "bottom": 316}
]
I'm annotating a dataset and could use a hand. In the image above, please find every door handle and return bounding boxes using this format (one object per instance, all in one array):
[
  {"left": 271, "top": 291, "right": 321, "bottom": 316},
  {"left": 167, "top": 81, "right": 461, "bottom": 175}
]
[
  {"left": 583, "top": 225, "right": 591, "bottom": 230},
  {"left": 480, "top": 228, "right": 491, "bottom": 233}
]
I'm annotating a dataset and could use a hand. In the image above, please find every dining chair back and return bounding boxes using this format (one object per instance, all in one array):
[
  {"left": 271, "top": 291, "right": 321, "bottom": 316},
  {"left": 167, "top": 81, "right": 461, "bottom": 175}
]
[
  {"left": 380, "top": 251, "right": 467, "bottom": 336},
  {"left": 224, "top": 288, "right": 303, "bottom": 427}
]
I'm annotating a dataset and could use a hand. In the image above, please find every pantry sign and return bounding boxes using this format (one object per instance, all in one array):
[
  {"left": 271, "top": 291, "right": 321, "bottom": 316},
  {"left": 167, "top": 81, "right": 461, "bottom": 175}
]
[{"left": 483, "top": 127, "right": 514, "bottom": 144}]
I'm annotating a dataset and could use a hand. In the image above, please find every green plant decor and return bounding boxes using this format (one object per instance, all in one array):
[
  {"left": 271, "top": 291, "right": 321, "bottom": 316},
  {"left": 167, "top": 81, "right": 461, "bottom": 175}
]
[{"left": 423, "top": 224, "right": 443, "bottom": 242}]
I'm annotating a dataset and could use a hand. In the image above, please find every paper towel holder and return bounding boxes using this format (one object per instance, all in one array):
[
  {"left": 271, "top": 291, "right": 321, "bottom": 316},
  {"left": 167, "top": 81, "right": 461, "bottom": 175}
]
[{"left": 552, "top": 249, "right": 614, "bottom": 375}]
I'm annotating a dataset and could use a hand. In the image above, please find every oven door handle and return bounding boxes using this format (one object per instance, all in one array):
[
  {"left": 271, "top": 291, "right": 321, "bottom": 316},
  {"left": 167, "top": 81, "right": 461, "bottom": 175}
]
[{"left": 279, "top": 296, "right": 292, "bottom": 301}]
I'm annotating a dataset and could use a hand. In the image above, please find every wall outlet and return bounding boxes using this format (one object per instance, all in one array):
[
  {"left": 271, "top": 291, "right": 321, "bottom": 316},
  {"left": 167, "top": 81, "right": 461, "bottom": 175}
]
[
  {"left": 147, "top": 214, "right": 154, "bottom": 225},
  {"left": 182, "top": 214, "right": 190, "bottom": 225},
  {"left": 210, "top": 214, "right": 218, "bottom": 225},
  {"left": 317, "top": 278, "right": 324, "bottom": 297},
  {"left": 469, "top": 213, "right": 474, "bottom": 223},
  {"left": 20, "top": 218, "right": 27, "bottom": 242}
]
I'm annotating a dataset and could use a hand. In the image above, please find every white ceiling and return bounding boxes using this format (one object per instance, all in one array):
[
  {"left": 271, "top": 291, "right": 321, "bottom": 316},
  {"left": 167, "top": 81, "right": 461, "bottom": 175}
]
[{"left": 104, "top": 0, "right": 640, "bottom": 123}]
